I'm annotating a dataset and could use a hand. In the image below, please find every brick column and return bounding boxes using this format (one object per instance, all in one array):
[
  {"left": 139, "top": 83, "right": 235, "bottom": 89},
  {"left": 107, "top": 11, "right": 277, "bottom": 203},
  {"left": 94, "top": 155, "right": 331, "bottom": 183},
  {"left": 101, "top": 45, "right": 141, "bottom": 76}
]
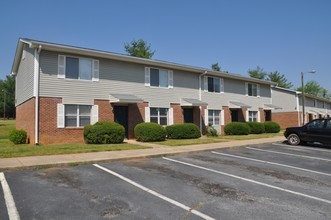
[
  {"left": 94, "top": 99, "right": 114, "bottom": 121},
  {"left": 16, "top": 98, "right": 35, "bottom": 144},
  {"left": 170, "top": 103, "right": 184, "bottom": 124},
  {"left": 259, "top": 108, "right": 265, "bottom": 123},
  {"left": 128, "top": 102, "right": 148, "bottom": 139}
]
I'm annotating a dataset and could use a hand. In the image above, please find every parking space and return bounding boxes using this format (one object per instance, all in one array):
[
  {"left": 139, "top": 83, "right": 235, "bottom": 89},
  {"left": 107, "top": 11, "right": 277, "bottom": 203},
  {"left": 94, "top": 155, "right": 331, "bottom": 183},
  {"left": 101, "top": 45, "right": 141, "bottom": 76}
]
[{"left": 1, "top": 143, "right": 331, "bottom": 219}]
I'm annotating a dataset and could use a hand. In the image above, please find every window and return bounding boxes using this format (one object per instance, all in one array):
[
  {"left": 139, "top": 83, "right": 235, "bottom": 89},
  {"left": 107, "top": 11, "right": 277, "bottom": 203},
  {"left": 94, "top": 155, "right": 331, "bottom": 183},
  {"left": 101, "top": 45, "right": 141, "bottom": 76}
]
[
  {"left": 246, "top": 83, "right": 259, "bottom": 97},
  {"left": 150, "top": 108, "right": 168, "bottom": 125},
  {"left": 248, "top": 111, "right": 258, "bottom": 122},
  {"left": 146, "top": 67, "right": 173, "bottom": 88},
  {"left": 208, "top": 110, "right": 221, "bottom": 126},
  {"left": 205, "top": 76, "right": 223, "bottom": 93},
  {"left": 58, "top": 55, "right": 99, "bottom": 81},
  {"left": 65, "top": 105, "right": 91, "bottom": 127}
]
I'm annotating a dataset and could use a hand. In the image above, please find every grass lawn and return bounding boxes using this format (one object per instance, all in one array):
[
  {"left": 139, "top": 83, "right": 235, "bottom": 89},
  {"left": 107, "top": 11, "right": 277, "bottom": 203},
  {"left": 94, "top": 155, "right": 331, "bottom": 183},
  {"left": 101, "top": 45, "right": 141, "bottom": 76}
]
[
  {"left": 0, "top": 120, "right": 148, "bottom": 158},
  {"left": 152, "top": 138, "right": 227, "bottom": 146},
  {"left": 215, "top": 131, "right": 284, "bottom": 140}
]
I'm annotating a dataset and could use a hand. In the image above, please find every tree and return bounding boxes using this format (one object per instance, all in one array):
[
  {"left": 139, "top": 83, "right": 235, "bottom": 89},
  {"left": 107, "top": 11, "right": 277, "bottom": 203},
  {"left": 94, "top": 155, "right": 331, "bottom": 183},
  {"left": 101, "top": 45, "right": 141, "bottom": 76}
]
[
  {"left": 248, "top": 66, "right": 267, "bottom": 80},
  {"left": 267, "top": 71, "right": 293, "bottom": 89},
  {"left": 211, "top": 63, "right": 221, "bottom": 71},
  {"left": 124, "top": 39, "right": 155, "bottom": 59},
  {"left": 296, "top": 80, "right": 331, "bottom": 100},
  {"left": 0, "top": 75, "right": 16, "bottom": 118}
]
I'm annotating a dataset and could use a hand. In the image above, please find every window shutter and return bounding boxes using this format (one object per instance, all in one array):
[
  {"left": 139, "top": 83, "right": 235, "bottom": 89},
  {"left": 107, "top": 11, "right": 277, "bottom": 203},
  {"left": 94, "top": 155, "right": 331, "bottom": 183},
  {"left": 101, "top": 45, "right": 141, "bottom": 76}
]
[
  {"left": 245, "top": 82, "right": 248, "bottom": 96},
  {"left": 204, "top": 108, "right": 209, "bottom": 126},
  {"left": 145, "top": 67, "right": 150, "bottom": 86},
  {"left": 221, "top": 78, "right": 224, "bottom": 93},
  {"left": 257, "top": 84, "right": 260, "bottom": 97},
  {"left": 204, "top": 76, "right": 208, "bottom": 92},
  {"left": 58, "top": 55, "right": 65, "bottom": 79},
  {"left": 168, "top": 70, "right": 173, "bottom": 88},
  {"left": 168, "top": 108, "right": 174, "bottom": 125},
  {"left": 91, "top": 105, "right": 99, "bottom": 124},
  {"left": 221, "top": 110, "right": 225, "bottom": 126},
  {"left": 57, "top": 104, "right": 65, "bottom": 128},
  {"left": 246, "top": 110, "right": 249, "bottom": 122},
  {"left": 145, "top": 107, "right": 150, "bottom": 122},
  {"left": 257, "top": 110, "right": 261, "bottom": 122},
  {"left": 92, "top": 59, "right": 99, "bottom": 81}
]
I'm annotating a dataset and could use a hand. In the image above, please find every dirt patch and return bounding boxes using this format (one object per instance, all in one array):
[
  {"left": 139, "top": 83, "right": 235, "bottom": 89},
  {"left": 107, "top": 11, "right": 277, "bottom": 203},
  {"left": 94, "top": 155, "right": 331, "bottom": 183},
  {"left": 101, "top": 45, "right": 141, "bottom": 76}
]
[
  {"left": 101, "top": 199, "right": 129, "bottom": 218},
  {"left": 37, "top": 167, "right": 82, "bottom": 189},
  {"left": 125, "top": 161, "right": 254, "bottom": 203},
  {"left": 189, "top": 155, "right": 329, "bottom": 186}
]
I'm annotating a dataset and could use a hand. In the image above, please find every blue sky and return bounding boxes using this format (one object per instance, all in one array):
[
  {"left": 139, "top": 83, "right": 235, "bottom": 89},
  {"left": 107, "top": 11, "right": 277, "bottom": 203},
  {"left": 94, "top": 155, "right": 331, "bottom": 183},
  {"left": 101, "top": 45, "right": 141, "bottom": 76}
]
[{"left": 1, "top": 0, "right": 330, "bottom": 91}]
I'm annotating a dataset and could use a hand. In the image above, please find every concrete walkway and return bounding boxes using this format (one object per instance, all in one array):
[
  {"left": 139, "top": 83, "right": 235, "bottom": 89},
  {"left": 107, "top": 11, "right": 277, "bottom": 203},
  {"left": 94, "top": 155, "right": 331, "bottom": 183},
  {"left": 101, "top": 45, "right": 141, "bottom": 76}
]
[{"left": 0, "top": 136, "right": 285, "bottom": 171}]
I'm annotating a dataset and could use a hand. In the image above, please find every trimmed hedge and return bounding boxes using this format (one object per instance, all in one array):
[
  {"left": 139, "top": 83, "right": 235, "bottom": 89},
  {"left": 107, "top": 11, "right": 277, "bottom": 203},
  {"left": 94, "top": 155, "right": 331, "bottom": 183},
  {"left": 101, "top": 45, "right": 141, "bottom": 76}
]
[
  {"left": 247, "top": 122, "right": 265, "bottom": 134},
  {"left": 84, "top": 121, "right": 125, "bottom": 144},
  {"left": 264, "top": 121, "right": 281, "bottom": 133},
  {"left": 9, "top": 129, "right": 27, "bottom": 144},
  {"left": 166, "top": 123, "right": 201, "bottom": 139},
  {"left": 134, "top": 122, "right": 166, "bottom": 142},
  {"left": 224, "top": 122, "right": 251, "bottom": 135}
]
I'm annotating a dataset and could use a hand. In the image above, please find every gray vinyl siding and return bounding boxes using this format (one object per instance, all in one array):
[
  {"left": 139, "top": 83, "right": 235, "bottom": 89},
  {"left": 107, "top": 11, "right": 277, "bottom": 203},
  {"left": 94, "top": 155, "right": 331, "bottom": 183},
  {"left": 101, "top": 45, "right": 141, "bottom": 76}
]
[
  {"left": 39, "top": 50, "right": 199, "bottom": 107},
  {"left": 202, "top": 77, "right": 271, "bottom": 110},
  {"left": 15, "top": 44, "right": 35, "bottom": 106},
  {"left": 271, "top": 88, "right": 297, "bottom": 112}
]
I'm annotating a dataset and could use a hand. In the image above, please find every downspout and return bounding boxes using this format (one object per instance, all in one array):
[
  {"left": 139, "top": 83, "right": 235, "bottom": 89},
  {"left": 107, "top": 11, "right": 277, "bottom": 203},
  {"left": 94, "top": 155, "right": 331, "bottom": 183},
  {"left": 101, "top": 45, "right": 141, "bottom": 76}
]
[
  {"left": 199, "top": 71, "right": 208, "bottom": 133},
  {"left": 296, "top": 93, "right": 300, "bottom": 126},
  {"left": 34, "top": 45, "right": 42, "bottom": 145}
]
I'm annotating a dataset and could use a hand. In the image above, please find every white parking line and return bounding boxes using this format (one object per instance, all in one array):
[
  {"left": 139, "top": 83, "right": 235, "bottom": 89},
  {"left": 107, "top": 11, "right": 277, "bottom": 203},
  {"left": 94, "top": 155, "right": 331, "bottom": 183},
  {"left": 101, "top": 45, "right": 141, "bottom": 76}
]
[
  {"left": 272, "top": 143, "right": 331, "bottom": 153},
  {"left": 0, "top": 172, "right": 20, "bottom": 220},
  {"left": 163, "top": 157, "right": 331, "bottom": 205},
  {"left": 211, "top": 151, "right": 331, "bottom": 177},
  {"left": 93, "top": 164, "right": 216, "bottom": 220},
  {"left": 246, "top": 147, "right": 331, "bottom": 162}
]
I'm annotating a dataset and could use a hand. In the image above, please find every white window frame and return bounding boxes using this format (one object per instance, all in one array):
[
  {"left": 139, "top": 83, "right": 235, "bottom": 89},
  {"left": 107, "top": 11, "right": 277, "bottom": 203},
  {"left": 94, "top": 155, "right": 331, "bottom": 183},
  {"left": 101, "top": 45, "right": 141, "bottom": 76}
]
[
  {"left": 248, "top": 111, "right": 258, "bottom": 122},
  {"left": 208, "top": 110, "right": 221, "bottom": 126},
  {"left": 58, "top": 55, "right": 99, "bottom": 81},
  {"left": 246, "top": 83, "right": 260, "bottom": 97},
  {"left": 145, "top": 67, "right": 173, "bottom": 88},
  {"left": 204, "top": 76, "right": 224, "bottom": 93},
  {"left": 150, "top": 107, "right": 169, "bottom": 126},
  {"left": 65, "top": 105, "right": 92, "bottom": 128}
]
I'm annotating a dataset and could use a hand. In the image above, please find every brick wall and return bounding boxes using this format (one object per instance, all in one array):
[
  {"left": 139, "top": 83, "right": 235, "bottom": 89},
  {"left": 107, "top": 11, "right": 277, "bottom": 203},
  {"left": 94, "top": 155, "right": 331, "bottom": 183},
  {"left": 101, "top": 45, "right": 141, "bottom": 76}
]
[
  {"left": 171, "top": 103, "right": 184, "bottom": 124},
  {"left": 39, "top": 97, "right": 84, "bottom": 144},
  {"left": 259, "top": 108, "right": 265, "bottom": 123},
  {"left": 16, "top": 98, "right": 35, "bottom": 144},
  {"left": 95, "top": 100, "right": 114, "bottom": 121},
  {"left": 128, "top": 102, "right": 148, "bottom": 139},
  {"left": 272, "top": 111, "right": 300, "bottom": 129}
]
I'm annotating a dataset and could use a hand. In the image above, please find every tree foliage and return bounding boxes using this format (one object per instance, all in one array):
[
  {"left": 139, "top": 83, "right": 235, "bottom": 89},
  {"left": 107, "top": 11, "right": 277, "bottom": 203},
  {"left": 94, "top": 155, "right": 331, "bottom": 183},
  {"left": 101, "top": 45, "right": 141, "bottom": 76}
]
[
  {"left": 248, "top": 66, "right": 293, "bottom": 89},
  {"left": 0, "top": 75, "right": 15, "bottom": 118},
  {"left": 267, "top": 71, "right": 293, "bottom": 89},
  {"left": 124, "top": 39, "right": 155, "bottom": 59},
  {"left": 248, "top": 66, "right": 267, "bottom": 80},
  {"left": 296, "top": 80, "right": 330, "bottom": 99},
  {"left": 211, "top": 63, "right": 221, "bottom": 71}
]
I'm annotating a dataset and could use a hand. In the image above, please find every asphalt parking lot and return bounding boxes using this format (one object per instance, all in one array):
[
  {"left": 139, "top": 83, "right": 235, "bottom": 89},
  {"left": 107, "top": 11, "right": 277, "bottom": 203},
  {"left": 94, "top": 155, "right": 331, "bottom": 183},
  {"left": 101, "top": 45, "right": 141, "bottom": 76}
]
[{"left": 1, "top": 143, "right": 331, "bottom": 220}]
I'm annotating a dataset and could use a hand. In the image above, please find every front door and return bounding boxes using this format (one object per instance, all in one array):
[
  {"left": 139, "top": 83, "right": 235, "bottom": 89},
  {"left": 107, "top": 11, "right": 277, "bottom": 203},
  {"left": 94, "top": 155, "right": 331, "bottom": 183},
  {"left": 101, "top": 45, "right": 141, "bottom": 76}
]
[
  {"left": 183, "top": 108, "right": 194, "bottom": 123},
  {"left": 114, "top": 106, "right": 128, "bottom": 138},
  {"left": 231, "top": 110, "right": 239, "bottom": 122}
]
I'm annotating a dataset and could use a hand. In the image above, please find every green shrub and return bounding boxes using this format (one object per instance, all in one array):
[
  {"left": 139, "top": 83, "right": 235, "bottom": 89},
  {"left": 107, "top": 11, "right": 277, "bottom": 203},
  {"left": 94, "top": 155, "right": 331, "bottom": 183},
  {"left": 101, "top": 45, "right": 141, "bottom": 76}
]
[
  {"left": 134, "top": 122, "right": 166, "bottom": 142},
  {"left": 247, "top": 122, "right": 265, "bottom": 134},
  {"left": 84, "top": 121, "right": 125, "bottom": 144},
  {"left": 166, "top": 123, "right": 201, "bottom": 139},
  {"left": 206, "top": 125, "right": 218, "bottom": 137},
  {"left": 224, "top": 122, "right": 251, "bottom": 135},
  {"left": 9, "top": 129, "right": 27, "bottom": 144},
  {"left": 264, "top": 121, "right": 281, "bottom": 133}
]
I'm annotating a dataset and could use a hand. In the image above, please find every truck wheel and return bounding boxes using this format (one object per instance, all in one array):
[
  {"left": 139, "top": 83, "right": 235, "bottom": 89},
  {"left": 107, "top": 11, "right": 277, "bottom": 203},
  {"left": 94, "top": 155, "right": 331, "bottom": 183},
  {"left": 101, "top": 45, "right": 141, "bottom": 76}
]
[{"left": 287, "top": 133, "right": 301, "bottom": 145}]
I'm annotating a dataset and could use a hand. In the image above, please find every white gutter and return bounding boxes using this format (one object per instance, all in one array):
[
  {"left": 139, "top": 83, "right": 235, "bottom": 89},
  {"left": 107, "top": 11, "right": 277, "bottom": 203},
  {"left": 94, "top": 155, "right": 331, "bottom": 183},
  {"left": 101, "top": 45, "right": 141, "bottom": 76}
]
[
  {"left": 33, "top": 45, "right": 42, "bottom": 145},
  {"left": 199, "top": 71, "right": 208, "bottom": 133}
]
